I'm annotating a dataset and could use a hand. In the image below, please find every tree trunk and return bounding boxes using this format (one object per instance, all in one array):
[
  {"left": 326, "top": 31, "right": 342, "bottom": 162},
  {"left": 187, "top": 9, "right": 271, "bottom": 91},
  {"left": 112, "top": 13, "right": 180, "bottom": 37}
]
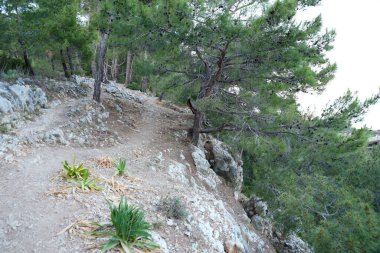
[
  {"left": 93, "top": 31, "right": 109, "bottom": 102},
  {"left": 125, "top": 50, "right": 133, "bottom": 85},
  {"left": 60, "top": 49, "right": 70, "bottom": 78},
  {"left": 91, "top": 60, "right": 96, "bottom": 79},
  {"left": 66, "top": 47, "right": 74, "bottom": 76},
  {"left": 141, "top": 77, "right": 148, "bottom": 92},
  {"left": 23, "top": 50, "right": 35, "bottom": 76},
  {"left": 46, "top": 50, "right": 54, "bottom": 71},
  {"left": 190, "top": 44, "right": 229, "bottom": 145},
  {"left": 111, "top": 50, "right": 118, "bottom": 81},
  {"left": 192, "top": 110, "right": 204, "bottom": 146},
  {"left": 51, "top": 58, "right": 55, "bottom": 71}
]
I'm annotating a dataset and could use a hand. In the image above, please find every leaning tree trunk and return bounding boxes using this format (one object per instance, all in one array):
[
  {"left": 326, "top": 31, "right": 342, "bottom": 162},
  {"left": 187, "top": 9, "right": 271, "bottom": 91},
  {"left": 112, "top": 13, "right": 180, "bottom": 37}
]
[
  {"left": 23, "top": 50, "right": 35, "bottom": 76},
  {"left": 93, "top": 31, "right": 109, "bottom": 102},
  {"left": 125, "top": 50, "right": 133, "bottom": 85},
  {"left": 192, "top": 110, "right": 204, "bottom": 145},
  {"left": 189, "top": 79, "right": 211, "bottom": 146},
  {"left": 66, "top": 47, "right": 74, "bottom": 76},
  {"left": 60, "top": 49, "right": 70, "bottom": 78},
  {"left": 190, "top": 45, "right": 228, "bottom": 145}
]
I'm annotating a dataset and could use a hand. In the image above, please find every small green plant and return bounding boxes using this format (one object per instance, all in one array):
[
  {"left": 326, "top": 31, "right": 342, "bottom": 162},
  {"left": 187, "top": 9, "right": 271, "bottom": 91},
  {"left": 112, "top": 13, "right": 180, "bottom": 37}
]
[
  {"left": 96, "top": 198, "right": 158, "bottom": 252},
  {"left": 115, "top": 159, "right": 126, "bottom": 176},
  {"left": 160, "top": 196, "right": 188, "bottom": 220},
  {"left": 62, "top": 160, "right": 89, "bottom": 181},
  {"left": 62, "top": 159, "right": 101, "bottom": 191},
  {"left": 0, "top": 124, "right": 9, "bottom": 134},
  {"left": 79, "top": 178, "right": 102, "bottom": 191}
]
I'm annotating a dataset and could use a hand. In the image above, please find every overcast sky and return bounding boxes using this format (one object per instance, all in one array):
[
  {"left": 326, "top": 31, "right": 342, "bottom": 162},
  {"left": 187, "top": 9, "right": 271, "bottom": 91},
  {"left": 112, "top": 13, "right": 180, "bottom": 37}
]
[{"left": 296, "top": 0, "right": 380, "bottom": 129}]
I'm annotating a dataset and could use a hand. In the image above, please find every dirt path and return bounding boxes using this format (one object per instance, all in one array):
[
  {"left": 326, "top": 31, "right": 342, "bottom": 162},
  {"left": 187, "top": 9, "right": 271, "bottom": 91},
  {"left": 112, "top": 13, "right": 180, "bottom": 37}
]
[
  {"left": 0, "top": 88, "right": 274, "bottom": 253},
  {"left": 0, "top": 93, "right": 187, "bottom": 252}
]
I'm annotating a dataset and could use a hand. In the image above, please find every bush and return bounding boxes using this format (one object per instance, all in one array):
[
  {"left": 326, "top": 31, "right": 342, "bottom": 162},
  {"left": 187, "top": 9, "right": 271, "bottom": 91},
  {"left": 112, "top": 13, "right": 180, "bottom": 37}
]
[
  {"left": 0, "top": 69, "right": 23, "bottom": 81},
  {"left": 33, "top": 58, "right": 61, "bottom": 78},
  {"left": 100, "top": 198, "right": 158, "bottom": 252},
  {"left": 0, "top": 124, "right": 9, "bottom": 134},
  {"left": 160, "top": 196, "right": 188, "bottom": 220},
  {"left": 126, "top": 81, "right": 141, "bottom": 91}
]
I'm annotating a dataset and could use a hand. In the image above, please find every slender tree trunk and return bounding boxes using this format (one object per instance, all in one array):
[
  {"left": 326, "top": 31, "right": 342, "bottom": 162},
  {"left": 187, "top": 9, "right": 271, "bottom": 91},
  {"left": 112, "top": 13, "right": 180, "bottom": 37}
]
[
  {"left": 93, "top": 31, "right": 109, "bottom": 102},
  {"left": 60, "top": 49, "right": 70, "bottom": 78},
  {"left": 46, "top": 50, "right": 54, "bottom": 71},
  {"left": 111, "top": 50, "right": 118, "bottom": 81},
  {"left": 125, "top": 50, "right": 133, "bottom": 85},
  {"left": 91, "top": 60, "right": 96, "bottom": 79},
  {"left": 23, "top": 50, "right": 34, "bottom": 76},
  {"left": 192, "top": 110, "right": 204, "bottom": 145},
  {"left": 66, "top": 47, "right": 74, "bottom": 76},
  {"left": 141, "top": 77, "right": 148, "bottom": 92}
]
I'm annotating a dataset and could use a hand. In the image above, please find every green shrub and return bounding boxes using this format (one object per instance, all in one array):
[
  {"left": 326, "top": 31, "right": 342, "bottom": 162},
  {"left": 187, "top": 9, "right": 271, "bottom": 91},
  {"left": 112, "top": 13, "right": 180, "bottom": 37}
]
[
  {"left": 0, "top": 124, "right": 9, "bottom": 134},
  {"left": 100, "top": 198, "right": 158, "bottom": 252},
  {"left": 33, "top": 58, "right": 61, "bottom": 78},
  {"left": 0, "top": 69, "right": 23, "bottom": 81},
  {"left": 160, "top": 196, "right": 188, "bottom": 220},
  {"left": 126, "top": 82, "right": 141, "bottom": 91},
  {"left": 115, "top": 159, "right": 126, "bottom": 176}
]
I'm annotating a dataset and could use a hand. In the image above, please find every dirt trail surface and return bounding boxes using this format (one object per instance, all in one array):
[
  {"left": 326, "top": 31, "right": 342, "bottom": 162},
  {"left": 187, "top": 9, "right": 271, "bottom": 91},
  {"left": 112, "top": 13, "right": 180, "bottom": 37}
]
[{"left": 0, "top": 83, "right": 274, "bottom": 253}]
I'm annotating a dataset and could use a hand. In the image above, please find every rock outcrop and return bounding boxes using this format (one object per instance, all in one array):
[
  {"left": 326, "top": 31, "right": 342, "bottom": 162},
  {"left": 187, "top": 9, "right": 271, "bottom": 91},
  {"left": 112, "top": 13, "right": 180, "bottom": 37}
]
[
  {"left": 195, "top": 136, "right": 244, "bottom": 192},
  {"left": 0, "top": 79, "right": 47, "bottom": 115},
  {"left": 190, "top": 145, "right": 272, "bottom": 253},
  {"left": 243, "top": 196, "right": 314, "bottom": 253}
]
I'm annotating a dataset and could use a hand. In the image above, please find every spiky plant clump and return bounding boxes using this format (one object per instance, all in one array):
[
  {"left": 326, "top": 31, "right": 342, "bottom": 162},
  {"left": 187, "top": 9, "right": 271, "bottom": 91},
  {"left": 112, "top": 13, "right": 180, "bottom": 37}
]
[
  {"left": 115, "top": 159, "right": 127, "bottom": 176},
  {"left": 62, "top": 160, "right": 101, "bottom": 191},
  {"left": 62, "top": 160, "right": 89, "bottom": 181},
  {"left": 101, "top": 198, "right": 159, "bottom": 252}
]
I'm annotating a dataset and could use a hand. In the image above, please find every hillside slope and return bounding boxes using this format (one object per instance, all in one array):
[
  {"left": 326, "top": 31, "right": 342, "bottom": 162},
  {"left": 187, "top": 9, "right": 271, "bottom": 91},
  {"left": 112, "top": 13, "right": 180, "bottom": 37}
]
[{"left": 0, "top": 78, "right": 275, "bottom": 253}]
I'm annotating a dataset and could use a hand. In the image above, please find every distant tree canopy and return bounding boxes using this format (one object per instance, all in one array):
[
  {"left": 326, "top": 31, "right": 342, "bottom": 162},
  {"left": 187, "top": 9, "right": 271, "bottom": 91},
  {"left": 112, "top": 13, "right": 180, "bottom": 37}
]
[{"left": 0, "top": 1, "right": 379, "bottom": 252}]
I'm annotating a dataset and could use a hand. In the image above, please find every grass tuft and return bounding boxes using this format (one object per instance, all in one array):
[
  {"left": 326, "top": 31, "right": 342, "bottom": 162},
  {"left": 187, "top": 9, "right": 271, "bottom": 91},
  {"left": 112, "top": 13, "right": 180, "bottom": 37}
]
[
  {"left": 97, "top": 198, "right": 159, "bottom": 252},
  {"left": 115, "top": 159, "right": 127, "bottom": 176}
]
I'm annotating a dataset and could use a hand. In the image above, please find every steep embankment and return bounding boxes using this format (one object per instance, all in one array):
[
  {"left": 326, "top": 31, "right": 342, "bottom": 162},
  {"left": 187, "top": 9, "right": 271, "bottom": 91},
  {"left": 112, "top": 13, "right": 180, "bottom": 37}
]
[{"left": 0, "top": 78, "right": 274, "bottom": 253}]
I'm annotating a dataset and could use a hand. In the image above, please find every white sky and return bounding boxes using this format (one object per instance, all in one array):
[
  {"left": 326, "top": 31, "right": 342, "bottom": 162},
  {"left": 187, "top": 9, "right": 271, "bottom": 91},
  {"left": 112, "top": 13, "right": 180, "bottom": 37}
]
[{"left": 296, "top": 0, "right": 380, "bottom": 129}]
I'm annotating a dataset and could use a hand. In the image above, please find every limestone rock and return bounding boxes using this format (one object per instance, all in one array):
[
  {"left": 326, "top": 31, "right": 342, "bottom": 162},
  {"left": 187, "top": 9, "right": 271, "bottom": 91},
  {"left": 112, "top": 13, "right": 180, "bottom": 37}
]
[
  {"left": 0, "top": 81, "right": 47, "bottom": 118},
  {"left": 278, "top": 234, "right": 313, "bottom": 253},
  {"left": 105, "top": 82, "right": 144, "bottom": 104},
  {"left": 43, "top": 128, "right": 67, "bottom": 145},
  {"left": 191, "top": 145, "right": 211, "bottom": 174},
  {"left": 202, "top": 138, "right": 243, "bottom": 191},
  {"left": 151, "top": 231, "right": 169, "bottom": 253}
]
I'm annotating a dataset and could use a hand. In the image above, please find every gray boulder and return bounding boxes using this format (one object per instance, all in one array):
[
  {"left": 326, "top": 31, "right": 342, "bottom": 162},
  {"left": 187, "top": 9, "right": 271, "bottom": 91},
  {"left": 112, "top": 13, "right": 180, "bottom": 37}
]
[
  {"left": 205, "top": 138, "right": 243, "bottom": 191},
  {"left": 105, "top": 83, "right": 143, "bottom": 104},
  {"left": 0, "top": 97, "right": 13, "bottom": 113},
  {"left": 0, "top": 81, "right": 48, "bottom": 117}
]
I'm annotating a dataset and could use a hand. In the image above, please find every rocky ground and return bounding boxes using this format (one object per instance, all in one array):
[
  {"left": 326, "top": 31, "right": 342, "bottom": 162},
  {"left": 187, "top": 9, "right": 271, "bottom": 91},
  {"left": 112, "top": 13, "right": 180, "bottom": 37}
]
[{"left": 0, "top": 77, "right": 310, "bottom": 253}]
